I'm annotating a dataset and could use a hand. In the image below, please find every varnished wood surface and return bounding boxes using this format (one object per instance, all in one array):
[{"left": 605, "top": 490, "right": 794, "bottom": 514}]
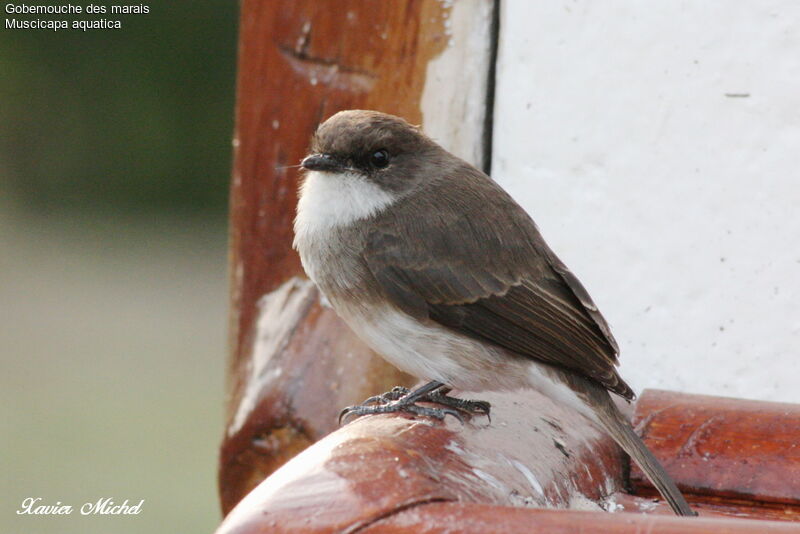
[
  {"left": 220, "top": 2, "right": 800, "bottom": 530},
  {"left": 218, "top": 279, "right": 410, "bottom": 513},
  {"left": 217, "top": 389, "right": 626, "bottom": 534},
  {"left": 229, "top": 0, "right": 453, "bottom": 352},
  {"left": 359, "top": 504, "right": 800, "bottom": 534},
  {"left": 221, "top": 0, "right": 493, "bottom": 514},
  {"left": 632, "top": 389, "right": 800, "bottom": 506},
  {"left": 613, "top": 492, "right": 800, "bottom": 523},
  {"left": 215, "top": 389, "right": 800, "bottom": 533}
]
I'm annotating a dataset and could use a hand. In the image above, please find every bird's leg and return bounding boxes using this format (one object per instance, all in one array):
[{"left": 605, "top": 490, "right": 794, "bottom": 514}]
[
  {"left": 339, "top": 381, "right": 454, "bottom": 424},
  {"left": 339, "top": 381, "right": 490, "bottom": 424},
  {"left": 359, "top": 386, "right": 410, "bottom": 406},
  {"left": 423, "top": 386, "right": 492, "bottom": 420}
]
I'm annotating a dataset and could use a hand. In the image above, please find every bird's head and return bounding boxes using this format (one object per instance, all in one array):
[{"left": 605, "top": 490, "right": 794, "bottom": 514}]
[{"left": 301, "top": 110, "right": 445, "bottom": 196}]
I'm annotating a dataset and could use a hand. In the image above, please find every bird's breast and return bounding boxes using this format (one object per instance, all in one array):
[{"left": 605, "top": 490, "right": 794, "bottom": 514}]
[{"left": 293, "top": 170, "right": 400, "bottom": 307}]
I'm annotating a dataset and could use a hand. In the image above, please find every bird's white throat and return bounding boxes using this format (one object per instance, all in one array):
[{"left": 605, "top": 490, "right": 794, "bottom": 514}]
[{"left": 294, "top": 170, "right": 395, "bottom": 245}]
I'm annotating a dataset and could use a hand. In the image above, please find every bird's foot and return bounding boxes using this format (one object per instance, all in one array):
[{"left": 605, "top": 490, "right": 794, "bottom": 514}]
[
  {"left": 360, "top": 386, "right": 410, "bottom": 405},
  {"left": 425, "top": 390, "right": 491, "bottom": 420},
  {"left": 339, "top": 384, "right": 491, "bottom": 425},
  {"left": 338, "top": 399, "right": 464, "bottom": 425}
]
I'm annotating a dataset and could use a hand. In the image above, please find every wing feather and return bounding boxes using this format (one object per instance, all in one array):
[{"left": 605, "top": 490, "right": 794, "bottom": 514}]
[{"left": 363, "top": 166, "right": 633, "bottom": 399}]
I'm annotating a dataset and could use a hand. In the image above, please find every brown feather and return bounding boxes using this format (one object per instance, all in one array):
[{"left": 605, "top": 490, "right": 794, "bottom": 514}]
[{"left": 363, "top": 160, "right": 634, "bottom": 400}]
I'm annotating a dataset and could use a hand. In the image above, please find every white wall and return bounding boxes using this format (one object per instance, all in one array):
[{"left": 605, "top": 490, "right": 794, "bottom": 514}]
[{"left": 492, "top": 2, "right": 800, "bottom": 403}]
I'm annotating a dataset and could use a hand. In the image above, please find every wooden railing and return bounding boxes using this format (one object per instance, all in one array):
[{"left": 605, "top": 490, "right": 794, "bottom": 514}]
[{"left": 218, "top": 2, "right": 800, "bottom": 532}]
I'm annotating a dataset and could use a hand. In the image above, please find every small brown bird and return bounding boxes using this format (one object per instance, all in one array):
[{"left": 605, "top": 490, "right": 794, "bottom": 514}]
[{"left": 293, "top": 110, "right": 695, "bottom": 516}]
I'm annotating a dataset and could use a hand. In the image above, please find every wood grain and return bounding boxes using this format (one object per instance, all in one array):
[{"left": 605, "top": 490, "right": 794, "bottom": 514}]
[
  {"left": 613, "top": 492, "right": 800, "bottom": 523},
  {"left": 221, "top": 0, "right": 495, "bottom": 514},
  {"left": 215, "top": 389, "right": 800, "bottom": 533},
  {"left": 360, "top": 504, "right": 799, "bottom": 534},
  {"left": 631, "top": 389, "right": 800, "bottom": 506},
  {"left": 216, "top": 389, "right": 626, "bottom": 534}
]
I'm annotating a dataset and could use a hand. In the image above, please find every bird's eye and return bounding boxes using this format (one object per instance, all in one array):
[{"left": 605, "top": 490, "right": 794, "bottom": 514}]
[{"left": 370, "top": 149, "right": 390, "bottom": 168}]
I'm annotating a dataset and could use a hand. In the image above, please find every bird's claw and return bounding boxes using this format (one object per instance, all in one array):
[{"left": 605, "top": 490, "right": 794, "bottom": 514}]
[
  {"left": 339, "top": 401, "right": 464, "bottom": 425},
  {"left": 360, "top": 386, "right": 410, "bottom": 406},
  {"left": 338, "top": 385, "right": 490, "bottom": 425},
  {"left": 426, "top": 393, "right": 491, "bottom": 421}
]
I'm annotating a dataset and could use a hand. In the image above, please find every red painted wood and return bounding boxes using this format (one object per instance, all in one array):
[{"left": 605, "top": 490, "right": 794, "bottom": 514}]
[
  {"left": 360, "top": 504, "right": 800, "bottom": 534},
  {"left": 631, "top": 390, "right": 800, "bottom": 506},
  {"left": 613, "top": 493, "right": 800, "bottom": 523},
  {"left": 216, "top": 389, "right": 626, "bottom": 534},
  {"left": 221, "top": 0, "right": 465, "bottom": 514},
  {"left": 214, "top": 389, "right": 800, "bottom": 533},
  {"left": 220, "top": 1, "right": 800, "bottom": 530}
]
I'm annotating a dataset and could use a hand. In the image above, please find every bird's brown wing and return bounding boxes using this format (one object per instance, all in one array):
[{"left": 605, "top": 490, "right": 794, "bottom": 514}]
[{"left": 363, "top": 173, "right": 633, "bottom": 399}]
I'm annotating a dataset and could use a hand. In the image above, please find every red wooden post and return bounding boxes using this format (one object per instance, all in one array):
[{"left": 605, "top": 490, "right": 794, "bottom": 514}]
[
  {"left": 220, "top": 0, "right": 491, "bottom": 514},
  {"left": 219, "top": 1, "right": 800, "bottom": 531}
]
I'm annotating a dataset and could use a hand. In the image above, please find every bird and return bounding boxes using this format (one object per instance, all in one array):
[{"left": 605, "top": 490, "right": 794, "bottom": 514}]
[{"left": 292, "top": 109, "right": 695, "bottom": 516}]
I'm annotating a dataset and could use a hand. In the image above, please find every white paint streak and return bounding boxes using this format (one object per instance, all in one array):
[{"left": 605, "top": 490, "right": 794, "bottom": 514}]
[
  {"left": 444, "top": 440, "right": 465, "bottom": 455},
  {"left": 637, "top": 499, "right": 659, "bottom": 512},
  {"left": 510, "top": 459, "right": 544, "bottom": 496},
  {"left": 472, "top": 468, "right": 509, "bottom": 492},
  {"left": 603, "top": 494, "right": 626, "bottom": 513},
  {"left": 568, "top": 494, "right": 604, "bottom": 511},
  {"left": 228, "top": 277, "right": 316, "bottom": 436},
  {"left": 421, "top": 0, "right": 494, "bottom": 168}
]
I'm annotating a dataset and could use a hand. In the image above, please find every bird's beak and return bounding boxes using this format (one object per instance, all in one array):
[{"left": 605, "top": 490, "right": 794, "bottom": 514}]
[{"left": 301, "top": 154, "right": 346, "bottom": 173}]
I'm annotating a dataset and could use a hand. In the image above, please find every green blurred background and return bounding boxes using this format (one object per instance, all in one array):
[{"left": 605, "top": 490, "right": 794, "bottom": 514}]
[{"left": 1, "top": 3, "right": 238, "bottom": 532}]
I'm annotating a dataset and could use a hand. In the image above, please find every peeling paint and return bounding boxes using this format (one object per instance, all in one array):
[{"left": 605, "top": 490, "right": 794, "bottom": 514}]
[
  {"left": 279, "top": 45, "right": 376, "bottom": 93},
  {"left": 509, "top": 459, "right": 544, "bottom": 496},
  {"left": 228, "top": 277, "right": 316, "bottom": 436},
  {"left": 421, "top": 0, "right": 494, "bottom": 168}
]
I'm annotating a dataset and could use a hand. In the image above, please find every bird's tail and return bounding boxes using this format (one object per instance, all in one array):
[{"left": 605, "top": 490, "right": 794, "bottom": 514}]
[{"left": 584, "top": 383, "right": 697, "bottom": 516}]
